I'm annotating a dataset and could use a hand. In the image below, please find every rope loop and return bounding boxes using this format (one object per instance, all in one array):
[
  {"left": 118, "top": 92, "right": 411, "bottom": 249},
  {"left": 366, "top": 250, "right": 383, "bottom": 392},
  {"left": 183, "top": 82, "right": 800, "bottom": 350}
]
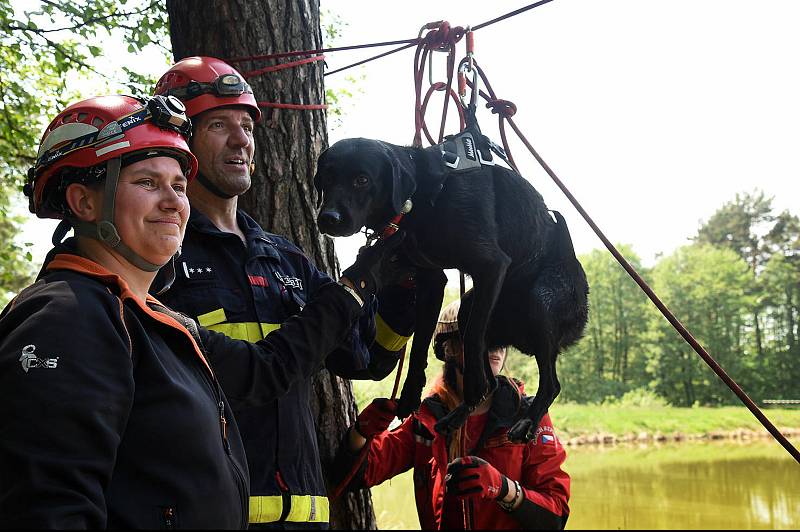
[
  {"left": 422, "top": 21, "right": 465, "bottom": 51},
  {"left": 486, "top": 99, "right": 517, "bottom": 118}
]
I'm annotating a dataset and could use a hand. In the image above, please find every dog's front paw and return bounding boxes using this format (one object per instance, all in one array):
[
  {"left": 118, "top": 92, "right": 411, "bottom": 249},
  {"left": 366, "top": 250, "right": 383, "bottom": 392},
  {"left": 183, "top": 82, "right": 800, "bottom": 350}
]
[
  {"left": 395, "top": 392, "right": 421, "bottom": 419},
  {"left": 508, "top": 418, "right": 536, "bottom": 443},
  {"left": 433, "top": 404, "right": 471, "bottom": 436}
]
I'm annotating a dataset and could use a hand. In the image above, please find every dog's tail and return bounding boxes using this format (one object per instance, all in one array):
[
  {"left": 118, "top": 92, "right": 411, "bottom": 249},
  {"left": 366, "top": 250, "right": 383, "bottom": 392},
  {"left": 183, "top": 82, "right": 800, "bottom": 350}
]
[{"left": 550, "top": 210, "right": 579, "bottom": 262}]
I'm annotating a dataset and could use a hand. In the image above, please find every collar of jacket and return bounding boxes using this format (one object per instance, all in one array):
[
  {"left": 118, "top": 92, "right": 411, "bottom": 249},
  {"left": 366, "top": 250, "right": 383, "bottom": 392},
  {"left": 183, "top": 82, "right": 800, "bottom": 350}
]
[
  {"left": 186, "top": 208, "right": 285, "bottom": 260},
  {"left": 187, "top": 209, "right": 290, "bottom": 259},
  {"left": 419, "top": 376, "right": 531, "bottom": 451},
  {"left": 45, "top": 252, "right": 215, "bottom": 377}
]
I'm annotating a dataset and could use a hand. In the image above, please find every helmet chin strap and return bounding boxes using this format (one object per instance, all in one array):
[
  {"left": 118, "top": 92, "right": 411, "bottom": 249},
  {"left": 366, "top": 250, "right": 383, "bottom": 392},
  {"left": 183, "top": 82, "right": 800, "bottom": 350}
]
[
  {"left": 70, "top": 157, "right": 170, "bottom": 273},
  {"left": 195, "top": 171, "right": 236, "bottom": 199}
]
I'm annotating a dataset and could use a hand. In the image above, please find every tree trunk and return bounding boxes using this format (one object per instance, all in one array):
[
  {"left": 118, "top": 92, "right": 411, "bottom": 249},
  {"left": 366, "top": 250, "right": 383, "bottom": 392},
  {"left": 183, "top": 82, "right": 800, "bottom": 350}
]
[{"left": 165, "top": 1, "right": 375, "bottom": 528}]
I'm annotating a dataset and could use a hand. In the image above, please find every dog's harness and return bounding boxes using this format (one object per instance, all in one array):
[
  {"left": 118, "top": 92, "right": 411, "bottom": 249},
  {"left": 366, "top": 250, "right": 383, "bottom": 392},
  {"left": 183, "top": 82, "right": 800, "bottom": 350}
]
[{"left": 373, "top": 125, "right": 510, "bottom": 243}]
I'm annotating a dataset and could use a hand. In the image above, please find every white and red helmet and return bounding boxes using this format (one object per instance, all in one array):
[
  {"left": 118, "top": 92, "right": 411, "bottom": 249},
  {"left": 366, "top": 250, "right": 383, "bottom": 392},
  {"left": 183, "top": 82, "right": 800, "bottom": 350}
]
[
  {"left": 434, "top": 299, "right": 462, "bottom": 361},
  {"left": 154, "top": 56, "right": 261, "bottom": 122},
  {"left": 27, "top": 94, "right": 198, "bottom": 219}
]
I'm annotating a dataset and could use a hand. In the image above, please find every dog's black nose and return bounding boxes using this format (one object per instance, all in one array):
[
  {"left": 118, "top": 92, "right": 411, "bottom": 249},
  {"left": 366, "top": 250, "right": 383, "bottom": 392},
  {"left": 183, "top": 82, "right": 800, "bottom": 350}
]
[{"left": 318, "top": 210, "right": 342, "bottom": 231}]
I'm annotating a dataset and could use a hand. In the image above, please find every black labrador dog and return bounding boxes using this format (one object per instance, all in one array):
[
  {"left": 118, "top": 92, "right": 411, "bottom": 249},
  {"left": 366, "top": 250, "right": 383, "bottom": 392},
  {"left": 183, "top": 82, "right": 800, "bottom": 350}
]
[{"left": 314, "top": 134, "right": 589, "bottom": 440}]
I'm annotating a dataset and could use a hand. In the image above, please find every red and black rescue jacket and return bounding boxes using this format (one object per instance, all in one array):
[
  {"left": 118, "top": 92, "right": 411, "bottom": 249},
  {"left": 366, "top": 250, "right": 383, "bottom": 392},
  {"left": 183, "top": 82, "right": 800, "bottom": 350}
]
[{"left": 338, "top": 377, "right": 570, "bottom": 530}]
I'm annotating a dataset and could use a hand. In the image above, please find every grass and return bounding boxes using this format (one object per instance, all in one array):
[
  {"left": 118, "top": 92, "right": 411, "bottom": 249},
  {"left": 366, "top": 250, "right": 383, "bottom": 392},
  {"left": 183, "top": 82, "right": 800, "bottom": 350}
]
[{"left": 549, "top": 403, "right": 800, "bottom": 440}]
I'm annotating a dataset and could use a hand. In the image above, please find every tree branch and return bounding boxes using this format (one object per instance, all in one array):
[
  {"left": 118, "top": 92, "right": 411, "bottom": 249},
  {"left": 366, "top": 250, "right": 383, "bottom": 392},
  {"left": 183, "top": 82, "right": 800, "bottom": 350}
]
[{"left": 4, "top": 1, "right": 160, "bottom": 35}]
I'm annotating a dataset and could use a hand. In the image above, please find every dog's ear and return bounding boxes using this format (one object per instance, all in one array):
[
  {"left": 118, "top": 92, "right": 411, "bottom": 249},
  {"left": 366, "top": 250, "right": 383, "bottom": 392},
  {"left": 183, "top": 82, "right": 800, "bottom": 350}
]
[
  {"left": 380, "top": 142, "right": 417, "bottom": 214},
  {"left": 313, "top": 147, "right": 330, "bottom": 208}
]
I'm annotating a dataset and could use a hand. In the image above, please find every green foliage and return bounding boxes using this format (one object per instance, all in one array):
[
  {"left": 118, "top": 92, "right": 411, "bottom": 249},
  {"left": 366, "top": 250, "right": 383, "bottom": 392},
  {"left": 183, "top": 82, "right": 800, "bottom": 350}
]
[
  {"left": 648, "top": 244, "right": 755, "bottom": 406},
  {"left": 557, "top": 245, "right": 656, "bottom": 403},
  {"left": 695, "top": 190, "right": 774, "bottom": 271},
  {"left": 320, "top": 7, "right": 365, "bottom": 131},
  {"left": 0, "top": 0, "right": 169, "bottom": 186},
  {"left": 0, "top": 182, "right": 34, "bottom": 306}
]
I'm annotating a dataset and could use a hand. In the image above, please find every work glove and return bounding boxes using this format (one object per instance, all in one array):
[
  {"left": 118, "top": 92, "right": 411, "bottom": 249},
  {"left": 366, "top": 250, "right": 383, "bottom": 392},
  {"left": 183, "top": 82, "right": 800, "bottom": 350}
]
[
  {"left": 354, "top": 398, "right": 397, "bottom": 439},
  {"left": 341, "top": 230, "right": 406, "bottom": 303},
  {"left": 445, "top": 455, "right": 509, "bottom": 501}
]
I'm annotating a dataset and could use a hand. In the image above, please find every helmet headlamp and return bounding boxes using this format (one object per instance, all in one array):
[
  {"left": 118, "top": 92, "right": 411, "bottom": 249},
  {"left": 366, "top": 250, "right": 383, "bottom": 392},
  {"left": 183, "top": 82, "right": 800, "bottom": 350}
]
[{"left": 167, "top": 74, "right": 253, "bottom": 101}]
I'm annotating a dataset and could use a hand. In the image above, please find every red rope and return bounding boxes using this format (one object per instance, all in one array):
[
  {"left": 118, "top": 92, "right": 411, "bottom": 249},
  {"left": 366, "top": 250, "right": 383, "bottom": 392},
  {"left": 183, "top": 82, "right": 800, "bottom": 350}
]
[
  {"left": 242, "top": 54, "right": 325, "bottom": 78},
  {"left": 412, "top": 21, "right": 466, "bottom": 147},
  {"left": 330, "top": 346, "right": 407, "bottom": 501}
]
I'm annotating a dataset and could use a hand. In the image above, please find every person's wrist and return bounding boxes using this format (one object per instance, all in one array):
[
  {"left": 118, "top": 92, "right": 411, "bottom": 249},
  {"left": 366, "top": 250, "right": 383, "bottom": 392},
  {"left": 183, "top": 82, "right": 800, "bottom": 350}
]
[
  {"left": 338, "top": 279, "right": 364, "bottom": 307},
  {"left": 497, "top": 478, "right": 522, "bottom": 511},
  {"left": 348, "top": 426, "right": 367, "bottom": 452},
  {"left": 500, "top": 478, "right": 515, "bottom": 503}
]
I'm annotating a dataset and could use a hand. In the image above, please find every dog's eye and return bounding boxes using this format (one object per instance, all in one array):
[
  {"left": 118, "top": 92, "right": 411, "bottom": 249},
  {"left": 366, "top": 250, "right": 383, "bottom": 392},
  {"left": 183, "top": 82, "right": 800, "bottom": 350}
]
[{"left": 353, "top": 175, "right": 369, "bottom": 188}]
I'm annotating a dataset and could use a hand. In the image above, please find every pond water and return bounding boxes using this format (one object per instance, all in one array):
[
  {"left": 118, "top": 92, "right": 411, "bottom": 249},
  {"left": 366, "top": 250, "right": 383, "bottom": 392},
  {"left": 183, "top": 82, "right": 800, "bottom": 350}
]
[
  {"left": 370, "top": 438, "right": 800, "bottom": 529},
  {"left": 565, "top": 438, "right": 799, "bottom": 529}
]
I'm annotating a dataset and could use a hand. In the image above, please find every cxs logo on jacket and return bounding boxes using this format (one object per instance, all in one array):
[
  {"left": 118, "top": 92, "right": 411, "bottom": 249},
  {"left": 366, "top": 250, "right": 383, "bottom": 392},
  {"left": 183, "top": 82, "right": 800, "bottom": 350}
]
[{"left": 19, "top": 344, "right": 58, "bottom": 373}]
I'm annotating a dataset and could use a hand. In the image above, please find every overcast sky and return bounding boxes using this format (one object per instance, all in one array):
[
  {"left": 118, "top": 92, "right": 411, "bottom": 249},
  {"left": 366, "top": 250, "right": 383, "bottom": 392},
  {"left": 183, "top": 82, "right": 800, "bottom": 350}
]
[{"left": 21, "top": 0, "right": 800, "bottom": 276}]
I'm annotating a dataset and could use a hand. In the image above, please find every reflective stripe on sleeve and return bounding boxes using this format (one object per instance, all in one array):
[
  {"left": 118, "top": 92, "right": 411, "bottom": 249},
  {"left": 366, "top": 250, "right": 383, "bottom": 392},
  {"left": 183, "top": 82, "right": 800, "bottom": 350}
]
[
  {"left": 375, "top": 314, "right": 412, "bottom": 352},
  {"left": 197, "top": 308, "right": 281, "bottom": 342},
  {"left": 248, "top": 495, "right": 329, "bottom": 524}
]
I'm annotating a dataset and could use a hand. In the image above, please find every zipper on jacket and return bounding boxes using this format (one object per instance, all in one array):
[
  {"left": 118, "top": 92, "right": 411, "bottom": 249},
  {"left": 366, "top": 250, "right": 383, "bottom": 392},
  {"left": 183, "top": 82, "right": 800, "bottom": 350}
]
[
  {"left": 161, "top": 507, "right": 176, "bottom": 529},
  {"left": 212, "top": 378, "right": 248, "bottom": 528},
  {"left": 218, "top": 400, "right": 231, "bottom": 455}
]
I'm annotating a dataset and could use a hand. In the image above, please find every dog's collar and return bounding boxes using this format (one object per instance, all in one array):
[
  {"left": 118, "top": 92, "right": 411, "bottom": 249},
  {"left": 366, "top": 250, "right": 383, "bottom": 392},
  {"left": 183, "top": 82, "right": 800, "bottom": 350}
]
[{"left": 369, "top": 198, "right": 413, "bottom": 244}]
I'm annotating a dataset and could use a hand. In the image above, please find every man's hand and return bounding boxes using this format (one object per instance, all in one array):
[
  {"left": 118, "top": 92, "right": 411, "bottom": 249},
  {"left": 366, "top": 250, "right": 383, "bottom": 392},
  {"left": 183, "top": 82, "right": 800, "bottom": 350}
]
[
  {"left": 445, "top": 456, "right": 509, "bottom": 501},
  {"left": 354, "top": 398, "right": 397, "bottom": 439},
  {"left": 341, "top": 231, "right": 406, "bottom": 303}
]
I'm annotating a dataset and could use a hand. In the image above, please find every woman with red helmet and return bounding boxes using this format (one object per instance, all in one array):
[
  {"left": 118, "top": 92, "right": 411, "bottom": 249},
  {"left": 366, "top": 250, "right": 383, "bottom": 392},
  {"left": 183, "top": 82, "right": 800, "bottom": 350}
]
[
  {"left": 334, "top": 298, "right": 571, "bottom": 530},
  {"left": 0, "top": 94, "right": 402, "bottom": 528}
]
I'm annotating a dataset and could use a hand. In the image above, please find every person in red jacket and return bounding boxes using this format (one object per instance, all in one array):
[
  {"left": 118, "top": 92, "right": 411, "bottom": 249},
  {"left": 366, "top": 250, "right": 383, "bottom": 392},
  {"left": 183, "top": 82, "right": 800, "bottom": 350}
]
[{"left": 336, "top": 298, "right": 571, "bottom": 529}]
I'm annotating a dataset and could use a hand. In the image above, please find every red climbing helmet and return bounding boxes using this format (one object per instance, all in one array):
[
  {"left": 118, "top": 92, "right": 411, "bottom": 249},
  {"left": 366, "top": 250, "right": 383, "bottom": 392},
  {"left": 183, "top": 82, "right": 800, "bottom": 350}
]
[
  {"left": 26, "top": 94, "right": 197, "bottom": 219},
  {"left": 153, "top": 56, "right": 262, "bottom": 122}
]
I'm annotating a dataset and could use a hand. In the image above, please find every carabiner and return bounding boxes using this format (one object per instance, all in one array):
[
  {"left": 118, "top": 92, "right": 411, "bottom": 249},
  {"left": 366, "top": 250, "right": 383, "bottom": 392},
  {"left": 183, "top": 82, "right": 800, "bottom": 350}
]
[{"left": 458, "top": 61, "right": 479, "bottom": 109}]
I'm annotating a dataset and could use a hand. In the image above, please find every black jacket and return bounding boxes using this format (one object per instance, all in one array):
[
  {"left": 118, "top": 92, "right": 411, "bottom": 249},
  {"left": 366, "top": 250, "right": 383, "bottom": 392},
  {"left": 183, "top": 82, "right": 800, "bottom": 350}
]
[
  {"left": 153, "top": 209, "right": 414, "bottom": 527},
  {"left": 0, "top": 247, "right": 364, "bottom": 529}
]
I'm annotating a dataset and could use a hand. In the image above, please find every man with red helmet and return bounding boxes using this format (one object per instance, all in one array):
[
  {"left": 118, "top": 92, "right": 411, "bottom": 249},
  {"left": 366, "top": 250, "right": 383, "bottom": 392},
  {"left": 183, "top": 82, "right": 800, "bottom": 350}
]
[
  {"left": 152, "top": 56, "right": 415, "bottom": 529},
  {"left": 0, "top": 94, "right": 404, "bottom": 528}
]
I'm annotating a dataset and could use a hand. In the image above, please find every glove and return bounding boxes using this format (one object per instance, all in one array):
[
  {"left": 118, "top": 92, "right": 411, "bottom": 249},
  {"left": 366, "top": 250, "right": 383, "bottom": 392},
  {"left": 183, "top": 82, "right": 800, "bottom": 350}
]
[
  {"left": 445, "top": 456, "right": 509, "bottom": 501},
  {"left": 354, "top": 398, "right": 397, "bottom": 439},
  {"left": 341, "top": 230, "right": 406, "bottom": 303}
]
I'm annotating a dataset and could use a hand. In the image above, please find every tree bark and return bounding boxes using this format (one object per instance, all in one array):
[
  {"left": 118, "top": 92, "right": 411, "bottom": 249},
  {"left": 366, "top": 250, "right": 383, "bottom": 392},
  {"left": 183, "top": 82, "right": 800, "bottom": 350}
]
[{"left": 165, "top": 1, "right": 375, "bottom": 528}]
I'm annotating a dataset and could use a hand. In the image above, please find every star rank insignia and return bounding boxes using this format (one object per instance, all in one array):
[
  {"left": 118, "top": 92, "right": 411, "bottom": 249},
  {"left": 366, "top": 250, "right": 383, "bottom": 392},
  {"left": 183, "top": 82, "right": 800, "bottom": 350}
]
[{"left": 181, "top": 261, "right": 216, "bottom": 280}]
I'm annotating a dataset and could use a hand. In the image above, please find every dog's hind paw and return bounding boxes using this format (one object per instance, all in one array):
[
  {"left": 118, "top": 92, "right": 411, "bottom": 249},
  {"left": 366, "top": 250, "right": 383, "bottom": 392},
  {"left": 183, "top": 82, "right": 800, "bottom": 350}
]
[
  {"left": 508, "top": 419, "right": 537, "bottom": 443},
  {"left": 433, "top": 404, "right": 471, "bottom": 437}
]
